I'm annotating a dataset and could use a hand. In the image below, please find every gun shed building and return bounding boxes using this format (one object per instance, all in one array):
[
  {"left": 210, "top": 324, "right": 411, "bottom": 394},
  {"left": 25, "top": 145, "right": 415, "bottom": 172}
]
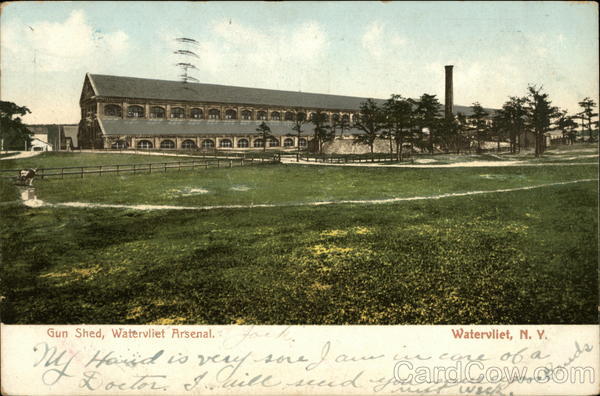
[
  {"left": 77, "top": 69, "right": 477, "bottom": 151},
  {"left": 77, "top": 73, "right": 373, "bottom": 150}
]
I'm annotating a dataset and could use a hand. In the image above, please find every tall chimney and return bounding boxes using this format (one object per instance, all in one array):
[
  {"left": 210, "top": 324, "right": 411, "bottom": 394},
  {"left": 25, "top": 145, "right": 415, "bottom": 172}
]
[{"left": 445, "top": 65, "right": 454, "bottom": 119}]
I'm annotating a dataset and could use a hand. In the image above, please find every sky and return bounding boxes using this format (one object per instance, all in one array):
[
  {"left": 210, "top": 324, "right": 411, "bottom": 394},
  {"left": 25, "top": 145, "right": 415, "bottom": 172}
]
[{"left": 1, "top": 1, "right": 598, "bottom": 124}]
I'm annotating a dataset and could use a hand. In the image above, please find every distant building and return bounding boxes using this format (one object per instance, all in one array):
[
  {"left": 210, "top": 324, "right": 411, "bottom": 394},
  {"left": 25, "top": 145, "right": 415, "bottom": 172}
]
[
  {"left": 26, "top": 124, "right": 79, "bottom": 150},
  {"left": 62, "top": 125, "right": 79, "bottom": 149},
  {"left": 29, "top": 136, "right": 53, "bottom": 151}
]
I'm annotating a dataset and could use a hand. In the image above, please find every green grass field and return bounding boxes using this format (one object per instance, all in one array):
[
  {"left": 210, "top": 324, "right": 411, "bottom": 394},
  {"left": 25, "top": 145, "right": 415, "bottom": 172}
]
[
  {"left": 0, "top": 152, "right": 187, "bottom": 170},
  {"left": 0, "top": 147, "right": 597, "bottom": 325}
]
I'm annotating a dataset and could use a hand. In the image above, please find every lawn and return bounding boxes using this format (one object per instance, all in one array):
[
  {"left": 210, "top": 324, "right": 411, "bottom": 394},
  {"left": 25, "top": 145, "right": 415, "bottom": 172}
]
[
  {"left": 0, "top": 152, "right": 187, "bottom": 171},
  {"left": 0, "top": 150, "right": 597, "bottom": 325},
  {"left": 10, "top": 162, "right": 599, "bottom": 207}
]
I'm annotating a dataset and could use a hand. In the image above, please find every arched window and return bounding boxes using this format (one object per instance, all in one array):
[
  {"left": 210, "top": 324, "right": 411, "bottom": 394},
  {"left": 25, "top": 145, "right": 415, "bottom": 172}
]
[
  {"left": 208, "top": 109, "right": 220, "bottom": 120},
  {"left": 160, "top": 139, "right": 175, "bottom": 149},
  {"left": 150, "top": 106, "right": 165, "bottom": 118},
  {"left": 268, "top": 138, "right": 279, "bottom": 147},
  {"left": 219, "top": 139, "right": 233, "bottom": 148},
  {"left": 241, "top": 110, "right": 252, "bottom": 120},
  {"left": 352, "top": 113, "right": 360, "bottom": 123},
  {"left": 342, "top": 114, "right": 350, "bottom": 122},
  {"left": 225, "top": 109, "right": 237, "bottom": 120},
  {"left": 111, "top": 140, "right": 127, "bottom": 149},
  {"left": 253, "top": 139, "right": 264, "bottom": 148},
  {"left": 271, "top": 112, "right": 281, "bottom": 121},
  {"left": 298, "top": 138, "right": 307, "bottom": 147},
  {"left": 297, "top": 112, "right": 306, "bottom": 121},
  {"left": 332, "top": 113, "right": 340, "bottom": 122},
  {"left": 128, "top": 105, "right": 145, "bottom": 118},
  {"left": 181, "top": 140, "right": 196, "bottom": 149},
  {"left": 171, "top": 107, "right": 185, "bottom": 118},
  {"left": 137, "top": 140, "right": 153, "bottom": 149},
  {"left": 104, "top": 104, "right": 122, "bottom": 117},
  {"left": 191, "top": 108, "right": 204, "bottom": 119},
  {"left": 322, "top": 113, "right": 330, "bottom": 122},
  {"left": 284, "top": 111, "right": 294, "bottom": 121},
  {"left": 309, "top": 112, "right": 317, "bottom": 121},
  {"left": 201, "top": 139, "right": 215, "bottom": 148},
  {"left": 237, "top": 139, "right": 249, "bottom": 148},
  {"left": 283, "top": 138, "right": 294, "bottom": 147},
  {"left": 257, "top": 111, "right": 267, "bottom": 120}
]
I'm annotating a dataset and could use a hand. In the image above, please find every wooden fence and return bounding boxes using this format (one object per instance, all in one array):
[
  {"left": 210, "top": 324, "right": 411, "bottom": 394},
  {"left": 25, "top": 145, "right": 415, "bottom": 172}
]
[
  {"left": 1, "top": 157, "right": 279, "bottom": 181},
  {"left": 301, "top": 147, "right": 514, "bottom": 164},
  {"left": 301, "top": 153, "right": 406, "bottom": 164}
]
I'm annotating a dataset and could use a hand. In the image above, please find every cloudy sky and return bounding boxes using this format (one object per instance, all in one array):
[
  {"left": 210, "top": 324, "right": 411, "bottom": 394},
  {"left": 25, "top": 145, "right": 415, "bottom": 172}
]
[{"left": 1, "top": 1, "right": 598, "bottom": 124}]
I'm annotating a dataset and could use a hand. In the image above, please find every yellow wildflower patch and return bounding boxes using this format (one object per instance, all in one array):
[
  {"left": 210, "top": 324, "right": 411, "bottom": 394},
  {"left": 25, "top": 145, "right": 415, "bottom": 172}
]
[
  {"left": 353, "top": 226, "right": 371, "bottom": 235},
  {"left": 320, "top": 229, "right": 348, "bottom": 237},
  {"left": 126, "top": 305, "right": 144, "bottom": 320},
  {"left": 310, "top": 244, "right": 354, "bottom": 255},
  {"left": 150, "top": 317, "right": 187, "bottom": 325},
  {"left": 311, "top": 282, "right": 332, "bottom": 291},
  {"left": 40, "top": 265, "right": 102, "bottom": 279}
]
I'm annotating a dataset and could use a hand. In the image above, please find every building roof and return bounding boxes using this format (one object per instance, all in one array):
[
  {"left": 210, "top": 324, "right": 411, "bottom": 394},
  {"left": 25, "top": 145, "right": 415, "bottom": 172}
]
[
  {"left": 99, "top": 119, "right": 364, "bottom": 137},
  {"left": 26, "top": 126, "right": 50, "bottom": 135},
  {"left": 88, "top": 73, "right": 482, "bottom": 114}
]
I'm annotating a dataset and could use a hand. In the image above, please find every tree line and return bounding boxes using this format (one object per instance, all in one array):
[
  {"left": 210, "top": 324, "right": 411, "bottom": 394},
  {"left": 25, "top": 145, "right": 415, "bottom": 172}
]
[
  {"left": 1, "top": 90, "right": 597, "bottom": 155},
  {"left": 256, "top": 87, "right": 598, "bottom": 159}
]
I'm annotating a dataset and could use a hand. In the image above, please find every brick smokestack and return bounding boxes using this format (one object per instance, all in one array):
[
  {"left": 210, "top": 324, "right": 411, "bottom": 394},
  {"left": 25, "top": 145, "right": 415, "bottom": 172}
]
[{"left": 445, "top": 65, "right": 454, "bottom": 119}]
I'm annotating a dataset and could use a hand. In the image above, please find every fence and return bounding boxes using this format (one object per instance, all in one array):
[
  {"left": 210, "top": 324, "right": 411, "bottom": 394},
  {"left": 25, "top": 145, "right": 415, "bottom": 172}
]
[
  {"left": 301, "top": 153, "right": 409, "bottom": 164},
  {"left": 301, "top": 146, "right": 515, "bottom": 163},
  {"left": 1, "top": 156, "right": 279, "bottom": 181},
  {"left": 76, "top": 147, "right": 302, "bottom": 159}
]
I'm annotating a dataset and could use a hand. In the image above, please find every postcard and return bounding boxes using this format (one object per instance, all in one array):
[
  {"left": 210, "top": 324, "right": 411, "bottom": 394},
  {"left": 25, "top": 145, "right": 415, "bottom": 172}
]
[{"left": 1, "top": 1, "right": 598, "bottom": 395}]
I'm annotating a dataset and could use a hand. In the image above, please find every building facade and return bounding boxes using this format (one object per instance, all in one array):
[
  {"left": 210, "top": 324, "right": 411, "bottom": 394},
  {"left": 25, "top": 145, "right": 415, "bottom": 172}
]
[{"left": 78, "top": 74, "right": 371, "bottom": 150}]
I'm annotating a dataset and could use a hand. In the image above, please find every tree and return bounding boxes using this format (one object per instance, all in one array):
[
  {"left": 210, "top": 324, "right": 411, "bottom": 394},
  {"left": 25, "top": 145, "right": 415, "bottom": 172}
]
[
  {"left": 489, "top": 111, "right": 509, "bottom": 152},
  {"left": 437, "top": 116, "right": 462, "bottom": 154},
  {"left": 498, "top": 96, "right": 527, "bottom": 153},
  {"left": 468, "top": 102, "right": 489, "bottom": 153},
  {"left": 309, "top": 110, "right": 334, "bottom": 154},
  {"left": 382, "top": 94, "right": 414, "bottom": 161},
  {"left": 290, "top": 112, "right": 308, "bottom": 161},
  {"left": 353, "top": 99, "right": 384, "bottom": 161},
  {"left": 578, "top": 97, "right": 598, "bottom": 142},
  {"left": 525, "top": 85, "right": 559, "bottom": 157},
  {"left": 454, "top": 112, "right": 471, "bottom": 154},
  {"left": 555, "top": 109, "right": 578, "bottom": 145},
  {"left": 255, "top": 122, "right": 273, "bottom": 153},
  {"left": 413, "top": 94, "right": 441, "bottom": 153},
  {"left": 0, "top": 101, "right": 32, "bottom": 151},
  {"left": 336, "top": 114, "right": 351, "bottom": 138}
]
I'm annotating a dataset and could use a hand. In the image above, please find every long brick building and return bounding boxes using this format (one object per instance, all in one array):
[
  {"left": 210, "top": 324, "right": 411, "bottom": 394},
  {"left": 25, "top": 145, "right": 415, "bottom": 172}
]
[{"left": 77, "top": 72, "right": 476, "bottom": 151}]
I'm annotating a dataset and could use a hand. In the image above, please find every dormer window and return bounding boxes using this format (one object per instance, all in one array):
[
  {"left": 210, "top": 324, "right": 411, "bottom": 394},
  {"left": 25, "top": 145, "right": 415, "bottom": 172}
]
[
  {"left": 150, "top": 106, "right": 165, "bottom": 118},
  {"left": 127, "top": 105, "right": 144, "bottom": 118},
  {"left": 104, "top": 104, "right": 122, "bottom": 117},
  {"left": 241, "top": 110, "right": 252, "bottom": 120},
  {"left": 171, "top": 107, "right": 185, "bottom": 118},
  {"left": 191, "top": 108, "right": 203, "bottom": 119}
]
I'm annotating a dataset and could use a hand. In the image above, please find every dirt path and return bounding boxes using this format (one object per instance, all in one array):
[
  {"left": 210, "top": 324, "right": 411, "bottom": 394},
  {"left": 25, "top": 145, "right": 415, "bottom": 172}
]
[
  {"left": 18, "top": 178, "right": 597, "bottom": 211},
  {"left": 0, "top": 151, "right": 43, "bottom": 160},
  {"left": 280, "top": 157, "right": 598, "bottom": 168}
]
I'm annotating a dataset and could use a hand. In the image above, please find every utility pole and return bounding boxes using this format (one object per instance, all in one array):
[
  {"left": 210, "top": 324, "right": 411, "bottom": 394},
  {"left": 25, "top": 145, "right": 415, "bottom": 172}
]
[{"left": 174, "top": 37, "right": 199, "bottom": 84}]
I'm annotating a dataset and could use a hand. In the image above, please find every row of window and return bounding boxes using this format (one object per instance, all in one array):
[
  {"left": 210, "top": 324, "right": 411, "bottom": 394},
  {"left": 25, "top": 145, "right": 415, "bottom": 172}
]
[
  {"left": 104, "top": 104, "right": 354, "bottom": 122},
  {"left": 124, "top": 138, "right": 309, "bottom": 150}
]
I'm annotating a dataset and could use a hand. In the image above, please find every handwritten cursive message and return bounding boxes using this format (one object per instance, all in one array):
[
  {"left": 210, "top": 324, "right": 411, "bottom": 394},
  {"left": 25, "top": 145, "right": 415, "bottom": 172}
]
[{"left": 2, "top": 325, "right": 599, "bottom": 395}]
